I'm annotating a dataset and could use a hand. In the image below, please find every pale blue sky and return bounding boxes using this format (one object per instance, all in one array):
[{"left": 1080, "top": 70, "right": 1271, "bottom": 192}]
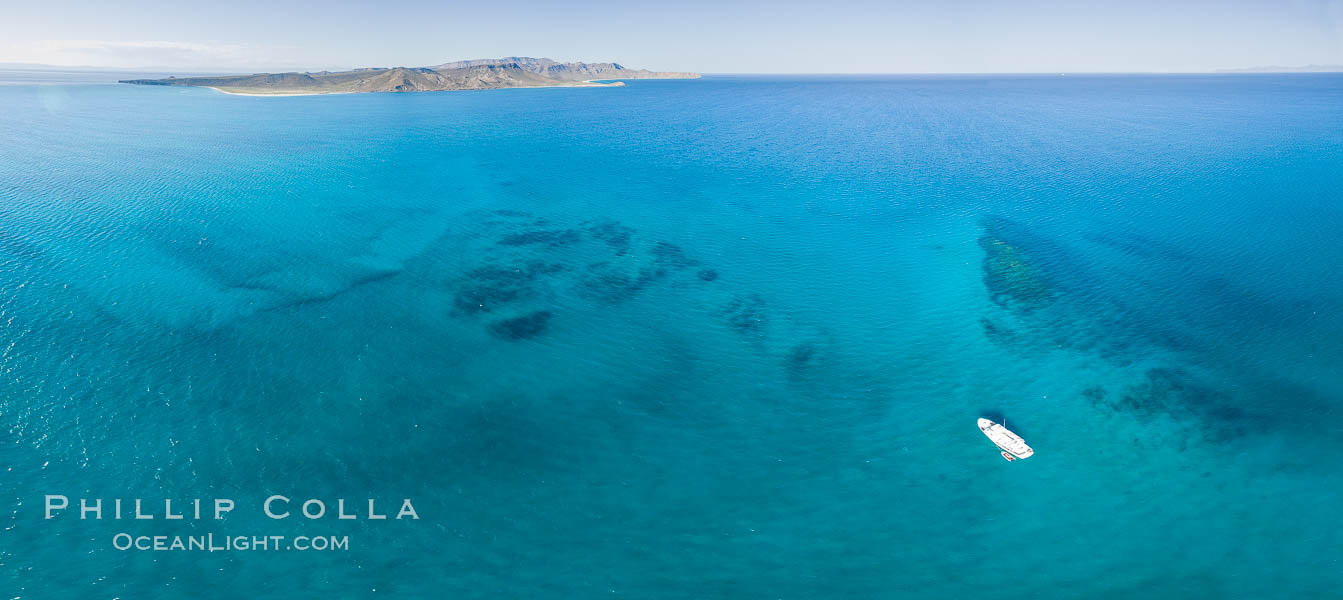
[{"left": 3, "top": 0, "right": 1341, "bottom": 73}]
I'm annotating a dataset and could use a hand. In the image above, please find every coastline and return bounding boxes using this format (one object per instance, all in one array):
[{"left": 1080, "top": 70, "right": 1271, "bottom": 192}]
[
  {"left": 206, "top": 87, "right": 354, "bottom": 97},
  {"left": 204, "top": 80, "right": 627, "bottom": 97}
]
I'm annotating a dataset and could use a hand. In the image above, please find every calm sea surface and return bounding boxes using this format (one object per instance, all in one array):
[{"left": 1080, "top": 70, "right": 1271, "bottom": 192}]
[{"left": 1, "top": 72, "right": 1341, "bottom": 598}]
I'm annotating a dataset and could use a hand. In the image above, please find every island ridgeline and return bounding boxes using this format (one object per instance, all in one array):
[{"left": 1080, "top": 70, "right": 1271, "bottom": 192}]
[{"left": 119, "top": 57, "right": 700, "bottom": 95}]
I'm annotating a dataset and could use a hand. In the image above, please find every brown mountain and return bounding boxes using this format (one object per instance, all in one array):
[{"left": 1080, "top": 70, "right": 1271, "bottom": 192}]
[{"left": 427, "top": 57, "right": 699, "bottom": 81}]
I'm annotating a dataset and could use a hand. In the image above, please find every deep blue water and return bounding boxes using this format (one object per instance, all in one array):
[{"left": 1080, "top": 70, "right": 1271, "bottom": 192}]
[{"left": 1, "top": 73, "right": 1341, "bottom": 598}]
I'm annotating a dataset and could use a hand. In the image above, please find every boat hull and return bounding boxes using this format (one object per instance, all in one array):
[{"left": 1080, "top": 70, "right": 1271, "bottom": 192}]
[{"left": 978, "top": 418, "right": 1034, "bottom": 459}]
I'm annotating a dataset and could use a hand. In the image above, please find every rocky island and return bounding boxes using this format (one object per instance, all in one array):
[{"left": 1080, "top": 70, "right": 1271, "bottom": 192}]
[{"left": 119, "top": 57, "right": 699, "bottom": 95}]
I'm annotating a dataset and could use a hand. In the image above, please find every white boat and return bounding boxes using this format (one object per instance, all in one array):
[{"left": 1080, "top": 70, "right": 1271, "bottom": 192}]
[{"left": 978, "top": 418, "right": 1034, "bottom": 461}]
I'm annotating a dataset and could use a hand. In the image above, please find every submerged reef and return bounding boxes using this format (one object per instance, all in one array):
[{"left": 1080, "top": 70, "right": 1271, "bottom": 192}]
[
  {"left": 975, "top": 217, "right": 1154, "bottom": 358},
  {"left": 576, "top": 262, "right": 658, "bottom": 304},
  {"left": 453, "top": 261, "right": 565, "bottom": 314},
  {"left": 724, "top": 293, "right": 769, "bottom": 336},
  {"left": 784, "top": 342, "right": 817, "bottom": 374},
  {"left": 1085, "top": 368, "right": 1248, "bottom": 443},
  {"left": 1121, "top": 368, "right": 1245, "bottom": 424},
  {"left": 453, "top": 211, "right": 716, "bottom": 337},
  {"left": 452, "top": 209, "right": 861, "bottom": 397},
  {"left": 585, "top": 220, "right": 635, "bottom": 256},
  {"left": 649, "top": 242, "right": 698, "bottom": 271},
  {"left": 977, "top": 218, "right": 1329, "bottom": 448},
  {"left": 497, "top": 228, "right": 582, "bottom": 248},
  {"left": 979, "top": 317, "right": 1019, "bottom": 346},
  {"left": 487, "top": 310, "right": 553, "bottom": 340},
  {"left": 575, "top": 241, "right": 700, "bottom": 304},
  {"left": 978, "top": 220, "right": 1054, "bottom": 311}
]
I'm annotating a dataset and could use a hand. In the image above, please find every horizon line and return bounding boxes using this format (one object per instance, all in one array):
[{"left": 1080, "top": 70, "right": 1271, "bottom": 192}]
[{"left": 3, "top": 62, "right": 1342, "bottom": 77}]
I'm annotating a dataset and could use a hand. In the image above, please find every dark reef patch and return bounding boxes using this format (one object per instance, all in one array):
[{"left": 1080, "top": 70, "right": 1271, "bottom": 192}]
[
  {"left": 455, "top": 215, "right": 719, "bottom": 330},
  {"left": 575, "top": 260, "right": 674, "bottom": 304},
  {"left": 575, "top": 263, "right": 652, "bottom": 304},
  {"left": 1088, "top": 369, "right": 1248, "bottom": 442},
  {"left": 1081, "top": 386, "right": 1108, "bottom": 405},
  {"left": 724, "top": 294, "right": 769, "bottom": 336},
  {"left": 487, "top": 310, "right": 553, "bottom": 340},
  {"left": 697, "top": 268, "right": 719, "bottom": 282},
  {"left": 784, "top": 342, "right": 817, "bottom": 374},
  {"left": 574, "top": 242, "right": 699, "bottom": 304},
  {"left": 454, "top": 261, "right": 564, "bottom": 314},
  {"left": 650, "top": 242, "right": 698, "bottom": 270},
  {"left": 497, "top": 228, "right": 581, "bottom": 248},
  {"left": 980, "top": 318, "right": 1017, "bottom": 345},
  {"left": 1128, "top": 368, "right": 1245, "bottom": 423},
  {"left": 444, "top": 399, "right": 558, "bottom": 473},
  {"left": 976, "top": 217, "right": 1213, "bottom": 364},
  {"left": 585, "top": 220, "right": 635, "bottom": 255},
  {"left": 978, "top": 221, "right": 1054, "bottom": 311}
]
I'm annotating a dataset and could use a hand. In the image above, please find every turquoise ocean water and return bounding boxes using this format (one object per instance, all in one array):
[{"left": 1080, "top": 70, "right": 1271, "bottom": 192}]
[{"left": 2, "top": 72, "right": 1341, "bottom": 598}]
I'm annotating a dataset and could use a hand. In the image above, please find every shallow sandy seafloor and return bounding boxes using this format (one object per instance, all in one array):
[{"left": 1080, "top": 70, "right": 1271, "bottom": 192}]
[{"left": 1, "top": 74, "right": 1341, "bottom": 598}]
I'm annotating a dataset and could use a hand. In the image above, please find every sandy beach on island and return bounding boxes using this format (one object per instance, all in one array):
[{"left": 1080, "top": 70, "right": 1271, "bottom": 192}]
[{"left": 206, "top": 87, "right": 354, "bottom": 97}]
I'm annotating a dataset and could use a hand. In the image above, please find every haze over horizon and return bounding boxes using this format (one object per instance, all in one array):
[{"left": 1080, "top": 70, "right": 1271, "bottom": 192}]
[{"left": 3, "top": 0, "right": 1342, "bottom": 74}]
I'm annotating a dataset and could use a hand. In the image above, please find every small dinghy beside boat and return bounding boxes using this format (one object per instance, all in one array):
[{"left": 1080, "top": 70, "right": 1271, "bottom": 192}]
[{"left": 978, "top": 418, "right": 1034, "bottom": 461}]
